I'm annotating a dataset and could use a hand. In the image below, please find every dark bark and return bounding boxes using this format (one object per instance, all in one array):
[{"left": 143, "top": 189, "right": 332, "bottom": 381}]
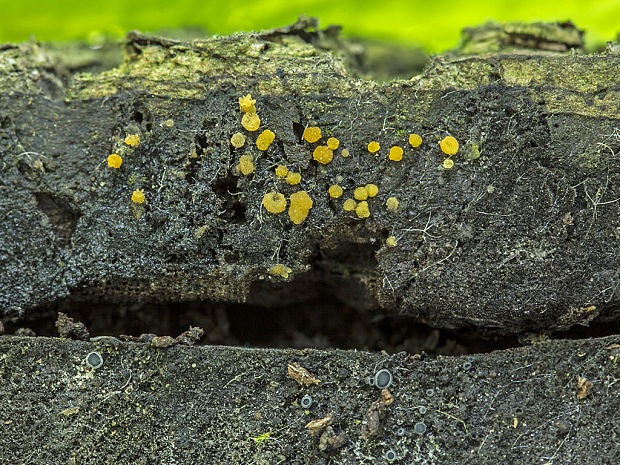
[
  {"left": 0, "top": 334, "right": 618, "bottom": 463},
  {"left": 0, "top": 21, "right": 618, "bottom": 334}
]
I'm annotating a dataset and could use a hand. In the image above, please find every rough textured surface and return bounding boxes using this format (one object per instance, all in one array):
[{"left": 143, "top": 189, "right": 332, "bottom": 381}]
[
  {"left": 1, "top": 334, "right": 619, "bottom": 464},
  {"left": 1, "top": 20, "right": 619, "bottom": 334}
]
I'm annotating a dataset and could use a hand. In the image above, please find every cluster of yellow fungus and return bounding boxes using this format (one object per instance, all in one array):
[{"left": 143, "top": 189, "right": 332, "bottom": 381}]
[
  {"left": 343, "top": 199, "right": 357, "bottom": 211},
  {"left": 355, "top": 201, "right": 370, "bottom": 218},
  {"left": 239, "top": 94, "right": 256, "bottom": 113},
  {"left": 125, "top": 134, "right": 140, "bottom": 147},
  {"left": 386, "top": 197, "right": 399, "bottom": 211},
  {"left": 131, "top": 189, "right": 145, "bottom": 204},
  {"left": 256, "top": 130, "right": 275, "bottom": 151},
  {"left": 269, "top": 264, "right": 292, "bottom": 279},
  {"left": 313, "top": 146, "right": 333, "bottom": 165},
  {"left": 328, "top": 184, "right": 343, "bottom": 198},
  {"left": 354, "top": 186, "right": 368, "bottom": 201},
  {"left": 262, "top": 192, "right": 287, "bottom": 214},
  {"left": 239, "top": 94, "right": 260, "bottom": 132},
  {"left": 275, "top": 165, "right": 288, "bottom": 178},
  {"left": 303, "top": 126, "right": 322, "bottom": 143},
  {"left": 107, "top": 153, "right": 122, "bottom": 169},
  {"left": 289, "top": 191, "right": 313, "bottom": 224},
  {"left": 238, "top": 155, "right": 254, "bottom": 175},
  {"left": 389, "top": 146, "right": 404, "bottom": 162},
  {"left": 439, "top": 136, "right": 458, "bottom": 169},
  {"left": 409, "top": 134, "right": 422, "bottom": 148},
  {"left": 386, "top": 236, "right": 397, "bottom": 247},
  {"left": 367, "top": 141, "right": 380, "bottom": 154},
  {"left": 230, "top": 132, "right": 246, "bottom": 148},
  {"left": 285, "top": 172, "right": 301, "bottom": 185},
  {"left": 439, "top": 136, "right": 459, "bottom": 155},
  {"left": 326, "top": 137, "right": 339, "bottom": 150},
  {"left": 365, "top": 184, "right": 378, "bottom": 197}
]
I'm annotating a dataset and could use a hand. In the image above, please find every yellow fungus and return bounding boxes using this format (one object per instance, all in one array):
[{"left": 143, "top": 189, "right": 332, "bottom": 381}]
[
  {"left": 131, "top": 189, "right": 145, "bottom": 204},
  {"left": 303, "top": 126, "right": 322, "bottom": 143},
  {"left": 443, "top": 158, "right": 454, "bottom": 169},
  {"left": 343, "top": 198, "right": 357, "bottom": 211},
  {"left": 125, "top": 134, "right": 140, "bottom": 147},
  {"left": 239, "top": 94, "right": 256, "bottom": 113},
  {"left": 356, "top": 201, "right": 370, "bottom": 218},
  {"left": 389, "top": 146, "right": 403, "bottom": 161},
  {"left": 269, "top": 264, "right": 292, "bottom": 279},
  {"left": 326, "top": 137, "right": 339, "bottom": 150},
  {"left": 341, "top": 148, "right": 350, "bottom": 158},
  {"left": 365, "top": 184, "right": 378, "bottom": 197},
  {"left": 289, "top": 191, "right": 313, "bottom": 224},
  {"left": 409, "top": 134, "right": 422, "bottom": 148},
  {"left": 230, "top": 132, "right": 246, "bottom": 148},
  {"left": 241, "top": 112, "right": 260, "bottom": 132},
  {"left": 386, "top": 236, "right": 397, "bottom": 247},
  {"left": 256, "top": 130, "right": 275, "bottom": 151},
  {"left": 239, "top": 155, "right": 254, "bottom": 175},
  {"left": 386, "top": 197, "right": 399, "bottom": 211},
  {"left": 439, "top": 136, "right": 459, "bottom": 155},
  {"left": 107, "top": 154, "right": 122, "bottom": 169},
  {"left": 328, "top": 185, "right": 343, "bottom": 198},
  {"left": 262, "top": 192, "right": 287, "bottom": 214},
  {"left": 367, "top": 141, "right": 380, "bottom": 154},
  {"left": 285, "top": 172, "right": 301, "bottom": 185},
  {"left": 275, "top": 165, "right": 288, "bottom": 178},
  {"left": 164, "top": 119, "right": 174, "bottom": 128},
  {"left": 313, "top": 145, "right": 333, "bottom": 165},
  {"left": 354, "top": 186, "right": 368, "bottom": 201}
]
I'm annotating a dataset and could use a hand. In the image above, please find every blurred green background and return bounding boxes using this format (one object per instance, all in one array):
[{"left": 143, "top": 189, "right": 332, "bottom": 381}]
[{"left": 0, "top": 0, "right": 618, "bottom": 51}]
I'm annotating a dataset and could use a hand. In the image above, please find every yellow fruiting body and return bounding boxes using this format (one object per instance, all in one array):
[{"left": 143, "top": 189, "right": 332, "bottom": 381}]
[
  {"left": 356, "top": 201, "right": 370, "bottom": 218},
  {"left": 341, "top": 148, "right": 350, "bottom": 158},
  {"left": 285, "top": 172, "right": 301, "bottom": 185},
  {"left": 409, "top": 134, "right": 422, "bottom": 148},
  {"left": 365, "top": 184, "right": 378, "bottom": 197},
  {"left": 241, "top": 112, "right": 260, "bottom": 132},
  {"left": 275, "top": 165, "right": 288, "bottom": 178},
  {"left": 164, "top": 119, "right": 174, "bottom": 128},
  {"left": 367, "top": 141, "right": 380, "bottom": 153},
  {"left": 386, "top": 197, "right": 399, "bottom": 211},
  {"left": 256, "top": 129, "right": 275, "bottom": 151},
  {"left": 386, "top": 236, "right": 397, "bottom": 247},
  {"left": 328, "top": 184, "right": 343, "bottom": 198},
  {"left": 262, "top": 192, "right": 287, "bottom": 214},
  {"left": 303, "top": 126, "right": 322, "bottom": 143},
  {"left": 389, "top": 146, "right": 403, "bottom": 161},
  {"left": 313, "top": 146, "right": 333, "bottom": 165},
  {"left": 288, "top": 191, "right": 313, "bottom": 224},
  {"left": 239, "top": 155, "right": 254, "bottom": 175},
  {"left": 343, "top": 198, "right": 357, "bottom": 211},
  {"left": 131, "top": 189, "right": 145, "bottom": 204},
  {"left": 230, "top": 132, "right": 246, "bottom": 148},
  {"left": 354, "top": 186, "right": 368, "bottom": 201},
  {"left": 443, "top": 158, "right": 454, "bottom": 169},
  {"left": 439, "top": 136, "right": 459, "bottom": 155},
  {"left": 125, "top": 134, "right": 140, "bottom": 147},
  {"left": 326, "top": 137, "right": 339, "bottom": 150},
  {"left": 107, "top": 154, "right": 122, "bottom": 169},
  {"left": 269, "top": 264, "right": 292, "bottom": 278},
  {"left": 239, "top": 94, "right": 256, "bottom": 113}
]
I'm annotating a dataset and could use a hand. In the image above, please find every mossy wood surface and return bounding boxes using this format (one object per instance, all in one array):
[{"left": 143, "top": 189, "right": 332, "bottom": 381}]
[
  {"left": 0, "top": 335, "right": 619, "bottom": 463},
  {"left": 1, "top": 23, "right": 619, "bottom": 333}
]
